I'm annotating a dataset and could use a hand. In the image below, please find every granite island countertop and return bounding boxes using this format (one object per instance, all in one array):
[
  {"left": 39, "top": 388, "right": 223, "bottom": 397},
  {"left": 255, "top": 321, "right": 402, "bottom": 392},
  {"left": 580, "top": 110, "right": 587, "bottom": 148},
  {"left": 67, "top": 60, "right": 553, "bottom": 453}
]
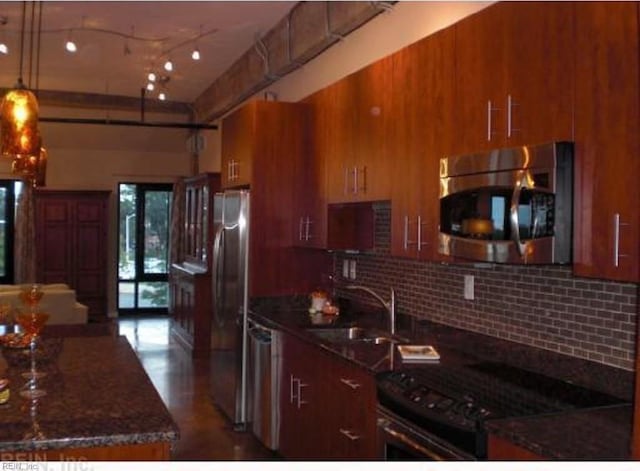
[
  {"left": 250, "top": 299, "right": 634, "bottom": 460},
  {"left": 0, "top": 335, "right": 179, "bottom": 453}
]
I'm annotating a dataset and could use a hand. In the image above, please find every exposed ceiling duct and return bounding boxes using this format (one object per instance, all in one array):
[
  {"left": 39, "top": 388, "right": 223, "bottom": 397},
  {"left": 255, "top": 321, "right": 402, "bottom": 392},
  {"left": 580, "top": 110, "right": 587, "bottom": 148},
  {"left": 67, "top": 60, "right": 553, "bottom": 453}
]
[{"left": 193, "top": 1, "right": 396, "bottom": 123}]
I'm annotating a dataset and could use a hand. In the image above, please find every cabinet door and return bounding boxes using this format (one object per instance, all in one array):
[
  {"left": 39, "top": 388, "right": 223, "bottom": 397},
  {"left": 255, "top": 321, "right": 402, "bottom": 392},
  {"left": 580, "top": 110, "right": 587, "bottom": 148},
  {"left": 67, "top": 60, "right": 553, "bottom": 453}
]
[
  {"left": 294, "top": 91, "right": 328, "bottom": 249},
  {"left": 325, "top": 58, "right": 392, "bottom": 203},
  {"left": 390, "top": 28, "right": 455, "bottom": 260},
  {"left": 502, "top": 1, "right": 574, "bottom": 146},
  {"left": 278, "top": 334, "right": 328, "bottom": 459},
  {"left": 454, "top": 2, "right": 574, "bottom": 155},
  {"left": 221, "top": 104, "right": 254, "bottom": 188},
  {"left": 452, "top": 4, "right": 505, "bottom": 155},
  {"left": 327, "top": 359, "right": 377, "bottom": 459},
  {"left": 323, "top": 79, "right": 352, "bottom": 203},
  {"left": 573, "top": 2, "right": 639, "bottom": 282}
]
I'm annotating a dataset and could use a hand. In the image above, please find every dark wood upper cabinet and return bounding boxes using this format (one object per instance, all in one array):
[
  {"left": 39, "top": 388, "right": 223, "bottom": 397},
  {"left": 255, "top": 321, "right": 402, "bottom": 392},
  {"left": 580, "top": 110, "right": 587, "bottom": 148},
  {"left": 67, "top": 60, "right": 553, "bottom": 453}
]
[
  {"left": 220, "top": 100, "right": 331, "bottom": 296},
  {"left": 325, "top": 57, "right": 392, "bottom": 203},
  {"left": 573, "top": 1, "right": 639, "bottom": 283},
  {"left": 452, "top": 2, "right": 574, "bottom": 156},
  {"left": 389, "top": 27, "right": 455, "bottom": 261}
]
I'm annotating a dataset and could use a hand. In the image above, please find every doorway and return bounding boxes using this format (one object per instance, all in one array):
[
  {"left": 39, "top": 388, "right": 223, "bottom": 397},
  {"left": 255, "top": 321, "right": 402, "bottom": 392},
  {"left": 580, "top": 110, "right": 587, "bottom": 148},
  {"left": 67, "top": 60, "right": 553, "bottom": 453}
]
[{"left": 118, "top": 183, "right": 173, "bottom": 314}]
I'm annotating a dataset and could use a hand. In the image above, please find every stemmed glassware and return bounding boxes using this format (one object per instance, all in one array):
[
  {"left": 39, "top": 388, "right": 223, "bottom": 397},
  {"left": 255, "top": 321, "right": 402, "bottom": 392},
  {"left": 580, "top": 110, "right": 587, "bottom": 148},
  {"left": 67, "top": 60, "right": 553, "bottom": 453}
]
[{"left": 15, "top": 284, "right": 49, "bottom": 399}]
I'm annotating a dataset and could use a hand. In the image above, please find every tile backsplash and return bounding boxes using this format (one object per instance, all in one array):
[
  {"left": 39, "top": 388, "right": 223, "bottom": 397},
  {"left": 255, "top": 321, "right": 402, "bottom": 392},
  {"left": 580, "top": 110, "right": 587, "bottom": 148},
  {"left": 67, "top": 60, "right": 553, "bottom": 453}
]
[{"left": 334, "top": 203, "right": 638, "bottom": 370}]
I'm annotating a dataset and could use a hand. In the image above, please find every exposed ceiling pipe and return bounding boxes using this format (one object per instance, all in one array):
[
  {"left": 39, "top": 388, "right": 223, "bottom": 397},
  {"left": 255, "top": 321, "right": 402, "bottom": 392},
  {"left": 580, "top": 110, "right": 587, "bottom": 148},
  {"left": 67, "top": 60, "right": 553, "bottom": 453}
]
[{"left": 39, "top": 116, "right": 217, "bottom": 130}]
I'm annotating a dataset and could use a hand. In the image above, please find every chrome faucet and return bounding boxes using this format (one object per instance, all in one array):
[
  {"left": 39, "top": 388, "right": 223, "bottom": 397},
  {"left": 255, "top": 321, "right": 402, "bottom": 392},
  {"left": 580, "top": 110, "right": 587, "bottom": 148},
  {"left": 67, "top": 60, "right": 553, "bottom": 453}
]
[{"left": 345, "top": 285, "right": 396, "bottom": 335}]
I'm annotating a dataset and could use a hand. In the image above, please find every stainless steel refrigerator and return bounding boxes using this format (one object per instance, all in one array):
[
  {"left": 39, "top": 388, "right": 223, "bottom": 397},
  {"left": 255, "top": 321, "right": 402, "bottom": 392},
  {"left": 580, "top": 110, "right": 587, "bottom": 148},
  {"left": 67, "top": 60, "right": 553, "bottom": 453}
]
[{"left": 210, "top": 189, "right": 250, "bottom": 430}]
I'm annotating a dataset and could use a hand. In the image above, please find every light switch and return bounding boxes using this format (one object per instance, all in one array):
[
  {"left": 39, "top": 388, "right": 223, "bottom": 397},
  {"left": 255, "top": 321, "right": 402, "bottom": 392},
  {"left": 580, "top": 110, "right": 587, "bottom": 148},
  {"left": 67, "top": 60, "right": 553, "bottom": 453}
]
[{"left": 464, "top": 275, "right": 474, "bottom": 300}]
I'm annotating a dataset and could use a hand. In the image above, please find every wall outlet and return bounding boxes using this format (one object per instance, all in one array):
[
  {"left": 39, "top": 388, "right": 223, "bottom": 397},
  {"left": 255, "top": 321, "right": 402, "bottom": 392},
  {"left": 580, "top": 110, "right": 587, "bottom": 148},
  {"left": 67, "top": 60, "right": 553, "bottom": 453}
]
[
  {"left": 464, "top": 275, "right": 474, "bottom": 300},
  {"left": 349, "top": 260, "right": 357, "bottom": 280},
  {"left": 342, "top": 259, "right": 349, "bottom": 278}
]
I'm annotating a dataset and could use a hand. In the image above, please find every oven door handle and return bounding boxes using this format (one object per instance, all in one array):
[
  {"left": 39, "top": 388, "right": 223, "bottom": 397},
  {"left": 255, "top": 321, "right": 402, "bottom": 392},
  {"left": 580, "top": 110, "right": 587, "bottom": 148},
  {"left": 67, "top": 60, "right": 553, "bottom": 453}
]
[
  {"left": 509, "top": 170, "right": 533, "bottom": 259},
  {"left": 380, "top": 422, "right": 446, "bottom": 461}
]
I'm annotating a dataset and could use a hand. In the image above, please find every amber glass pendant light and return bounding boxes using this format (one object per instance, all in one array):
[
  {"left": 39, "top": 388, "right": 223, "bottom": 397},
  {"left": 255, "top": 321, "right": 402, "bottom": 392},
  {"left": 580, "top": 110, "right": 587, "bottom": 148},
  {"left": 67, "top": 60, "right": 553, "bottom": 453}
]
[
  {"left": 12, "top": 146, "right": 46, "bottom": 187},
  {"left": 0, "top": 81, "right": 41, "bottom": 158},
  {"left": 0, "top": 2, "right": 42, "bottom": 163}
]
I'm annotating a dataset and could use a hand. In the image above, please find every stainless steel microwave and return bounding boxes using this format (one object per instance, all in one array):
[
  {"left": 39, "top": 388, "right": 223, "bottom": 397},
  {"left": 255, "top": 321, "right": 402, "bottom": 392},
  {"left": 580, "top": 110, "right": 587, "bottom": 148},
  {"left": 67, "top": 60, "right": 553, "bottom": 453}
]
[{"left": 438, "top": 142, "right": 573, "bottom": 264}]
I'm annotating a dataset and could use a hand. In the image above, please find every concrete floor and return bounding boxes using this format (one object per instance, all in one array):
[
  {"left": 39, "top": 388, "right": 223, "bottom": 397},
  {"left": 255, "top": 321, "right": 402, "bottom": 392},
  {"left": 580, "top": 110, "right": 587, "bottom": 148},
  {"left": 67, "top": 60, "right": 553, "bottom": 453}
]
[{"left": 118, "top": 316, "right": 277, "bottom": 461}]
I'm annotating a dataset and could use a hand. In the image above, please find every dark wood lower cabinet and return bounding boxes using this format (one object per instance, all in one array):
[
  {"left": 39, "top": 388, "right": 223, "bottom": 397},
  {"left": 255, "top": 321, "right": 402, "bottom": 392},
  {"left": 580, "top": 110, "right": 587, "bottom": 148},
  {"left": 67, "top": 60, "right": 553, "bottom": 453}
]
[
  {"left": 278, "top": 332, "right": 377, "bottom": 460},
  {"left": 169, "top": 263, "right": 212, "bottom": 357}
]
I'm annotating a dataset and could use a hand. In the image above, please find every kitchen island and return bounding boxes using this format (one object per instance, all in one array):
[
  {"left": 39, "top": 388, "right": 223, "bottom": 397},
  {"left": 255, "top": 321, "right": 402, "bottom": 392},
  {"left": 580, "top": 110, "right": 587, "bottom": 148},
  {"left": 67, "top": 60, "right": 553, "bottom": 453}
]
[{"left": 0, "top": 334, "right": 178, "bottom": 460}]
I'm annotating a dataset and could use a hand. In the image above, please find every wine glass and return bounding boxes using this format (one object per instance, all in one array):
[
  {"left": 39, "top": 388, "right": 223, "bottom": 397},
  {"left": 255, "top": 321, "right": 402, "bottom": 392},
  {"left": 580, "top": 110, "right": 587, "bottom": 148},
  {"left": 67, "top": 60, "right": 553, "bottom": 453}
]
[
  {"left": 16, "top": 311, "right": 50, "bottom": 399},
  {"left": 19, "top": 284, "right": 44, "bottom": 312}
]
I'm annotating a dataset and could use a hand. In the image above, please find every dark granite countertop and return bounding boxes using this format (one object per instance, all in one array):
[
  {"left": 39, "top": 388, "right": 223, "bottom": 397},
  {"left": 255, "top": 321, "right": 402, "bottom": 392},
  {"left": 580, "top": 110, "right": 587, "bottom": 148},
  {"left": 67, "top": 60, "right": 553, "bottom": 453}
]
[
  {"left": 250, "top": 297, "right": 634, "bottom": 460},
  {"left": 485, "top": 405, "right": 633, "bottom": 460},
  {"left": 0, "top": 335, "right": 179, "bottom": 452}
]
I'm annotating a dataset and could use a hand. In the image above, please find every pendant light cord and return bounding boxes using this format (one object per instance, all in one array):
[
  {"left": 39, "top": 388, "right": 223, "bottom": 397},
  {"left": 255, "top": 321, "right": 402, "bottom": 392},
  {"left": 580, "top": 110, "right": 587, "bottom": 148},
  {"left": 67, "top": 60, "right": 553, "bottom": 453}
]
[
  {"left": 18, "top": 0, "right": 26, "bottom": 85},
  {"left": 28, "top": 0, "right": 35, "bottom": 88}
]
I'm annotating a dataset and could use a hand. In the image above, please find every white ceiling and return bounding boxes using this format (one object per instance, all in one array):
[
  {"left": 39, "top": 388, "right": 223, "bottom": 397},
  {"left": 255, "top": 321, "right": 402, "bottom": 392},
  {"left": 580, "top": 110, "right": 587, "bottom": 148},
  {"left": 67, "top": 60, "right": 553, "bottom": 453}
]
[{"left": 0, "top": 1, "right": 297, "bottom": 103}]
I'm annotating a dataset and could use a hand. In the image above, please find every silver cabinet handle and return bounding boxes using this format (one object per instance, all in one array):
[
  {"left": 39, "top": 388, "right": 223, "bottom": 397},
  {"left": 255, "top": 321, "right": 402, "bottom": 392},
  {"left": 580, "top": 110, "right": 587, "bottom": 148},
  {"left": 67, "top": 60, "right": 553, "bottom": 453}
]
[
  {"left": 339, "top": 429, "right": 361, "bottom": 441},
  {"left": 289, "top": 374, "right": 297, "bottom": 404},
  {"left": 298, "top": 217, "right": 304, "bottom": 241},
  {"left": 359, "top": 166, "right": 367, "bottom": 194},
  {"left": 613, "top": 213, "right": 629, "bottom": 267},
  {"left": 305, "top": 217, "right": 313, "bottom": 241},
  {"left": 339, "top": 378, "right": 361, "bottom": 389},
  {"left": 403, "top": 216, "right": 415, "bottom": 250},
  {"left": 297, "top": 381, "right": 308, "bottom": 407},
  {"left": 417, "top": 215, "right": 428, "bottom": 251},
  {"left": 507, "top": 94, "right": 519, "bottom": 138},
  {"left": 352, "top": 167, "right": 358, "bottom": 195},
  {"left": 344, "top": 167, "right": 350, "bottom": 195}
]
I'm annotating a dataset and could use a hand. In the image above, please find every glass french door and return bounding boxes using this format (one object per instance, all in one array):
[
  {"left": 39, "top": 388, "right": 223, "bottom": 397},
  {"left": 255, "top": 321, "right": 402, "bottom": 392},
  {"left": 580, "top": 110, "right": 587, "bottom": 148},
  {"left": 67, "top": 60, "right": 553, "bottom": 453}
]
[{"left": 118, "top": 183, "right": 172, "bottom": 314}]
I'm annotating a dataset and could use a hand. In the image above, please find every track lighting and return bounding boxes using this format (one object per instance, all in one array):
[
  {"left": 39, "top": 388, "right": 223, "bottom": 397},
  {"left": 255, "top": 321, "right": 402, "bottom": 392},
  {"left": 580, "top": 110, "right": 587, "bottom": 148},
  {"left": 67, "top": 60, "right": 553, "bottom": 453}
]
[
  {"left": 158, "top": 92, "right": 166, "bottom": 101},
  {"left": 65, "top": 30, "right": 77, "bottom": 53},
  {"left": 146, "top": 82, "right": 154, "bottom": 91},
  {"left": 191, "top": 46, "right": 200, "bottom": 61},
  {"left": 0, "top": 43, "right": 7, "bottom": 55},
  {"left": 148, "top": 72, "right": 156, "bottom": 82},
  {"left": 163, "top": 59, "right": 173, "bottom": 72}
]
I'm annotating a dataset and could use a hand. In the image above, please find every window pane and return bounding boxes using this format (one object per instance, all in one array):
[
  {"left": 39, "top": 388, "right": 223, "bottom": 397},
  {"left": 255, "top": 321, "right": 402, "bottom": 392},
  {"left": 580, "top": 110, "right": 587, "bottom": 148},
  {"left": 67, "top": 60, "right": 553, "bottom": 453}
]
[
  {"left": 118, "top": 282, "right": 135, "bottom": 308},
  {"left": 119, "top": 184, "right": 137, "bottom": 279},
  {"left": 137, "top": 282, "right": 168, "bottom": 308},
  {"left": 143, "top": 190, "right": 170, "bottom": 275}
]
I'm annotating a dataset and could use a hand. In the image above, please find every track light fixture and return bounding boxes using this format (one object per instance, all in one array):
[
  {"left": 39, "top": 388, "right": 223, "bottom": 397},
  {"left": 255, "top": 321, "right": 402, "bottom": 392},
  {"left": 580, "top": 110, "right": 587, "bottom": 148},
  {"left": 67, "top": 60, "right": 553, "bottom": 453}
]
[
  {"left": 158, "top": 92, "right": 166, "bottom": 101},
  {"left": 191, "top": 46, "right": 200, "bottom": 61},
  {"left": 65, "top": 30, "right": 77, "bottom": 53},
  {"left": 148, "top": 72, "right": 156, "bottom": 82},
  {"left": 0, "top": 43, "right": 7, "bottom": 55},
  {"left": 163, "top": 58, "right": 173, "bottom": 72}
]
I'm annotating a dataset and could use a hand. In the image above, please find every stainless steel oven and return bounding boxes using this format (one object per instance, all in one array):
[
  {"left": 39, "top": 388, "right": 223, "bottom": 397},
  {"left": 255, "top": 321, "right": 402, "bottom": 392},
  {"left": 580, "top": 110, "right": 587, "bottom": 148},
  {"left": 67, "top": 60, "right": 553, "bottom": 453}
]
[
  {"left": 376, "top": 363, "right": 629, "bottom": 461},
  {"left": 377, "top": 406, "right": 475, "bottom": 460}
]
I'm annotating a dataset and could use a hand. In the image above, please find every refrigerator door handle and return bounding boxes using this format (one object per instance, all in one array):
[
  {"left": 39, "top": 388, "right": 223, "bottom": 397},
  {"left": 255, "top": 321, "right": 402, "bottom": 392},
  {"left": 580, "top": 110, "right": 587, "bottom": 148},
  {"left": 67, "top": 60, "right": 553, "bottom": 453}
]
[{"left": 212, "top": 224, "right": 225, "bottom": 326}]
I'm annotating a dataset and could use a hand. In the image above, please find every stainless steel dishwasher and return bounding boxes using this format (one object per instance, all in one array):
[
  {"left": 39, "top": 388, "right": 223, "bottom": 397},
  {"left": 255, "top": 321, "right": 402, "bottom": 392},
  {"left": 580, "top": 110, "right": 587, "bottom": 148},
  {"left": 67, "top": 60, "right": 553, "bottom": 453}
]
[{"left": 247, "top": 319, "right": 281, "bottom": 450}]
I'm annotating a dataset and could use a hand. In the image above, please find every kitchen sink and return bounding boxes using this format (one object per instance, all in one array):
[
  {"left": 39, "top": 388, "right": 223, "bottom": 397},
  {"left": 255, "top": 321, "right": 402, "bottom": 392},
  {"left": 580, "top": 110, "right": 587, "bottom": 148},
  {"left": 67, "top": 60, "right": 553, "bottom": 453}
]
[{"left": 306, "top": 326, "right": 408, "bottom": 345}]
